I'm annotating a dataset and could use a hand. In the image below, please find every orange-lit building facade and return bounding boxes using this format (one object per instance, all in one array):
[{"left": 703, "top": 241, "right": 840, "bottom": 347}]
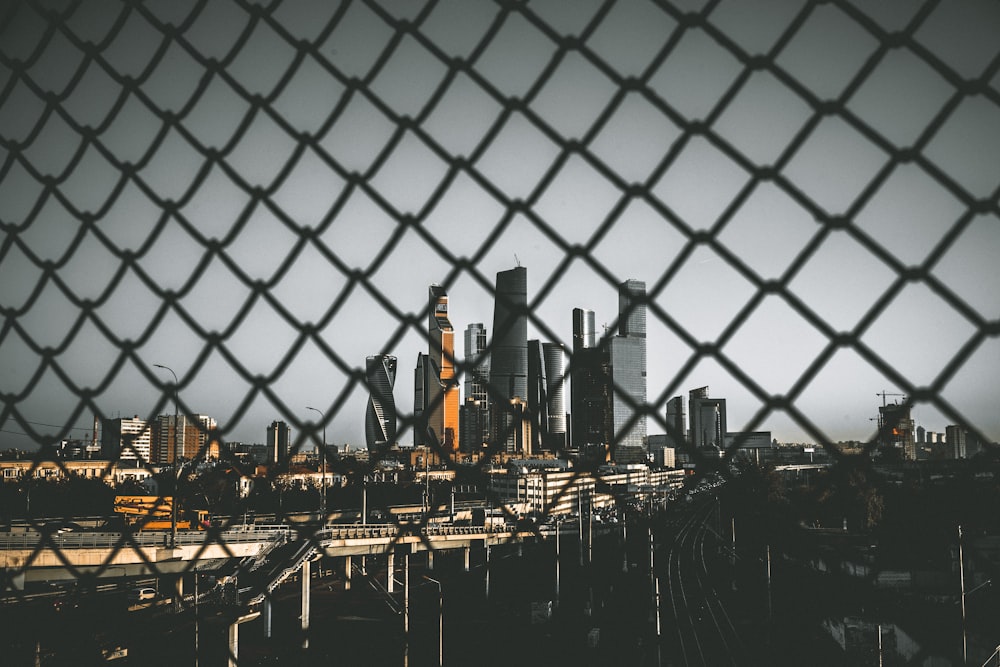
[
  {"left": 427, "top": 284, "right": 459, "bottom": 453},
  {"left": 155, "top": 414, "right": 219, "bottom": 463}
]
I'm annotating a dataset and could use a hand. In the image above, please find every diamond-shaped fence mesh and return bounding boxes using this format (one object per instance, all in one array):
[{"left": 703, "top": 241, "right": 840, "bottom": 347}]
[{"left": 1, "top": 0, "right": 999, "bottom": 662}]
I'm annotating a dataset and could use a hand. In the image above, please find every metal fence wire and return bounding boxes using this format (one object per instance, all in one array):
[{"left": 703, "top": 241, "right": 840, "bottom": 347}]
[{"left": 1, "top": 0, "right": 999, "bottom": 660}]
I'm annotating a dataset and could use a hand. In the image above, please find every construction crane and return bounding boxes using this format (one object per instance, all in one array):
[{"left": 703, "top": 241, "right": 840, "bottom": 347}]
[{"left": 876, "top": 391, "right": 906, "bottom": 407}]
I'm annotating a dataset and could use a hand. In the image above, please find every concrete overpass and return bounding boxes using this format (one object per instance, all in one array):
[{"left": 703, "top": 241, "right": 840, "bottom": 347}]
[{"left": 0, "top": 523, "right": 535, "bottom": 588}]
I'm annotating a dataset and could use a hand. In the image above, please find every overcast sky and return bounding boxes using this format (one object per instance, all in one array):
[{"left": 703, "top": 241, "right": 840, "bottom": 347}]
[{"left": 1, "top": 0, "right": 998, "bottom": 455}]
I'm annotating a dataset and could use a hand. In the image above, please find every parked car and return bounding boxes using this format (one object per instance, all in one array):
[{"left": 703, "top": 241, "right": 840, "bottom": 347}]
[{"left": 127, "top": 587, "right": 156, "bottom": 602}]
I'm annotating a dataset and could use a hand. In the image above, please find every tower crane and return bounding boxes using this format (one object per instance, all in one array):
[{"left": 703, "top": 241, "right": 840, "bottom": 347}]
[{"left": 877, "top": 391, "right": 906, "bottom": 406}]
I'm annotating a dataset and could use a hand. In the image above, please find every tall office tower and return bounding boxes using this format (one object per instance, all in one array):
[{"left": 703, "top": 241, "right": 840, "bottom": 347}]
[
  {"left": 609, "top": 279, "right": 647, "bottom": 461},
  {"left": 543, "top": 342, "right": 567, "bottom": 451},
  {"left": 366, "top": 354, "right": 398, "bottom": 452},
  {"left": 459, "top": 397, "right": 489, "bottom": 454},
  {"left": 528, "top": 340, "right": 567, "bottom": 453},
  {"left": 463, "top": 322, "right": 489, "bottom": 399},
  {"left": 916, "top": 425, "right": 926, "bottom": 445},
  {"left": 527, "top": 340, "right": 548, "bottom": 453},
  {"left": 945, "top": 425, "right": 966, "bottom": 459},
  {"left": 489, "top": 266, "right": 528, "bottom": 453},
  {"left": 665, "top": 396, "right": 686, "bottom": 448},
  {"left": 878, "top": 402, "right": 915, "bottom": 460},
  {"left": 461, "top": 323, "right": 491, "bottom": 452},
  {"left": 574, "top": 307, "right": 596, "bottom": 349},
  {"left": 266, "top": 420, "right": 291, "bottom": 464},
  {"left": 154, "top": 413, "right": 217, "bottom": 463},
  {"left": 570, "top": 307, "right": 612, "bottom": 451},
  {"left": 101, "top": 416, "right": 152, "bottom": 462},
  {"left": 414, "top": 353, "right": 428, "bottom": 446},
  {"left": 688, "top": 386, "right": 727, "bottom": 450},
  {"left": 426, "top": 285, "right": 459, "bottom": 453}
]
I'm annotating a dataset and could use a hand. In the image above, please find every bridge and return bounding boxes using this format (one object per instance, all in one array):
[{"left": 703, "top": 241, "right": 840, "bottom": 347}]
[
  {"left": 1, "top": 520, "right": 550, "bottom": 664},
  {"left": 0, "top": 522, "right": 535, "bottom": 587}
]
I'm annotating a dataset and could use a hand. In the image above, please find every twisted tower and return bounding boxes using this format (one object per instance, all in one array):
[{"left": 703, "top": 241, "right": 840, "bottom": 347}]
[{"left": 365, "top": 354, "right": 398, "bottom": 452}]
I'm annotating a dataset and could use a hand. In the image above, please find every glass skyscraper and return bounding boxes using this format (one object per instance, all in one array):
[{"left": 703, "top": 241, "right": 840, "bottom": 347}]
[
  {"left": 427, "top": 284, "right": 459, "bottom": 453},
  {"left": 688, "top": 386, "right": 726, "bottom": 450},
  {"left": 528, "top": 339, "right": 567, "bottom": 453},
  {"left": 570, "top": 279, "right": 647, "bottom": 462},
  {"left": 570, "top": 307, "right": 612, "bottom": 451},
  {"left": 489, "top": 266, "right": 528, "bottom": 453},
  {"left": 543, "top": 342, "right": 567, "bottom": 451},
  {"left": 461, "top": 322, "right": 490, "bottom": 452},
  {"left": 610, "top": 279, "right": 647, "bottom": 458},
  {"left": 365, "top": 354, "right": 397, "bottom": 453}
]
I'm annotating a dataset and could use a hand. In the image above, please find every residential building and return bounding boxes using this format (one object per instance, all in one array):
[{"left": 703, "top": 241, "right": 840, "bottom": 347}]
[
  {"left": 945, "top": 424, "right": 966, "bottom": 459},
  {"left": 0, "top": 459, "right": 156, "bottom": 485},
  {"left": 101, "top": 416, "right": 152, "bottom": 463},
  {"left": 154, "top": 413, "right": 217, "bottom": 463}
]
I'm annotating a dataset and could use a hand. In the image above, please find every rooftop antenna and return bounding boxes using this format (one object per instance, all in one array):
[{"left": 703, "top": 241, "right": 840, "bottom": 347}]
[{"left": 514, "top": 254, "right": 521, "bottom": 267}]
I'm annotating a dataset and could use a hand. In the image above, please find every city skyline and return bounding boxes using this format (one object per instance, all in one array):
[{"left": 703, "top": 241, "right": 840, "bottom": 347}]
[{"left": 1, "top": 1, "right": 998, "bottom": 454}]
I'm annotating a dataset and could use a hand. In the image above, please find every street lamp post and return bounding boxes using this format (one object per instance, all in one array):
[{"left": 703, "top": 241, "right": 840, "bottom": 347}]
[
  {"left": 154, "top": 363, "right": 179, "bottom": 550},
  {"left": 959, "top": 523, "right": 994, "bottom": 667},
  {"left": 306, "top": 407, "right": 326, "bottom": 522},
  {"left": 960, "top": 524, "right": 967, "bottom": 666},
  {"left": 555, "top": 516, "right": 561, "bottom": 607},
  {"left": 424, "top": 575, "right": 443, "bottom": 667},
  {"left": 194, "top": 565, "right": 199, "bottom": 667}
]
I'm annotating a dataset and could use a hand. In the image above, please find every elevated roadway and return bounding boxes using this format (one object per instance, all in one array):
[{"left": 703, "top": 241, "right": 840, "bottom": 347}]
[{"left": 0, "top": 523, "right": 534, "bottom": 587}]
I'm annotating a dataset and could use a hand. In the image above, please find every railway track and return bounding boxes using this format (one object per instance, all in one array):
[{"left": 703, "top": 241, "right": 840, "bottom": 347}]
[{"left": 660, "top": 498, "right": 745, "bottom": 667}]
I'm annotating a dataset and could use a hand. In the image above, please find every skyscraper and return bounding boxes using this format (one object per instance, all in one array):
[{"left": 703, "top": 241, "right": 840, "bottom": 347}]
[
  {"left": 426, "top": 285, "right": 459, "bottom": 453},
  {"left": 570, "top": 280, "right": 648, "bottom": 463},
  {"left": 609, "top": 279, "right": 647, "bottom": 460},
  {"left": 543, "top": 342, "right": 567, "bottom": 451},
  {"left": 489, "top": 266, "right": 528, "bottom": 453},
  {"left": 688, "top": 386, "right": 727, "bottom": 450},
  {"left": 570, "top": 307, "right": 612, "bottom": 452},
  {"left": 665, "top": 396, "right": 686, "bottom": 448},
  {"left": 878, "top": 402, "right": 915, "bottom": 460},
  {"left": 414, "top": 352, "right": 429, "bottom": 445},
  {"left": 460, "top": 322, "right": 490, "bottom": 453},
  {"left": 528, "top": 339, "right": 567, "bottom": 453},
  {"left": 945, "top": 425, "right": 966, "bottom": 459},
  {"left": 527, "top": 340, "right": 547, "bottom": 454},
  {"left": 366, "top": 354, "right": 398, "bottom": 453},
  {"left": 266, "top": 420, "right": 291, "bottom": 464}
]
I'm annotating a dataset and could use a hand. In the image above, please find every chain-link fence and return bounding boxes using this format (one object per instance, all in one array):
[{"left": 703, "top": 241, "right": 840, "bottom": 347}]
[{"left": 2, "top": 0, "right": 999, "bottom": 663}]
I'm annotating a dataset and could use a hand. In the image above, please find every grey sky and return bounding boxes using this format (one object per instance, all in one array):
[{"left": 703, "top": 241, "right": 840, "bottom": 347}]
[{"left": 1, "top": 0, "right": 998, "bottom": 453}]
